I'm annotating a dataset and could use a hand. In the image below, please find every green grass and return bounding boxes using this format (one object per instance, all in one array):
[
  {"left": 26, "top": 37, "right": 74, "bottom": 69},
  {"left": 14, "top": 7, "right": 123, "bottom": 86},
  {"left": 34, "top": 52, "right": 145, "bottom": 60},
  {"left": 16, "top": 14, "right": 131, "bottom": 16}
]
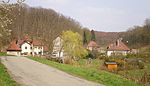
[
  {"left": 28, "top": 56, "right": 143, "bottom": 86},
  {"left": 0, "top": 62, "right": 19, "bottom": 86},
  {"left": 0, "top": 52, "right": 7, "bottom": 56}
]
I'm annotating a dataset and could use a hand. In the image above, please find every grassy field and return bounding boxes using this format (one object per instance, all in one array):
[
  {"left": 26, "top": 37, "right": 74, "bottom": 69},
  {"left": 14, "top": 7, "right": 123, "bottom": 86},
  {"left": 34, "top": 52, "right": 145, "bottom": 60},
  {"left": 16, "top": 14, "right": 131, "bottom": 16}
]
[
  {"left": 0, "top": 52, "right": 19, "bottom": 86},
  {"left": 28, "top": 56, "right": 143, "bottom": 86}
]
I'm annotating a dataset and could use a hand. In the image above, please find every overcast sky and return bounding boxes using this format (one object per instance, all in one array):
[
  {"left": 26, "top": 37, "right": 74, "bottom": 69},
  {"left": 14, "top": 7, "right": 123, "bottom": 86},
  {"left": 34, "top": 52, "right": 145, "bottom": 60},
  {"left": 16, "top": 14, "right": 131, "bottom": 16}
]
[{"left": 23, "top": 0, "right": 150, "bottom": 32}]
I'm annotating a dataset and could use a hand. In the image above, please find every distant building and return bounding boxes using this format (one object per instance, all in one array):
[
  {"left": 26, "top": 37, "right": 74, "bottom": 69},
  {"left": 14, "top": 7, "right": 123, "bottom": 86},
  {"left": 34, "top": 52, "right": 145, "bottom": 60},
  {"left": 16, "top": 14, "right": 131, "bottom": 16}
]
[
  {"left": 107, "top": 39, "right": 130, "bottom": 56},
  {"left": 43, "top": 45, "right": 49, "bottom": 54},
  {"left": 131, "top": 49, "right": 139, "bottom": 54},
  {"left": 7, "top": 35, "right": 44, "bottom": 56},
  {"left": 7, "top": 40, "right": 21, "bottom": 56},
  {"left": 32, "top": 40, "right": 44, "bottom": 56},
  {"left": 87, "top": 41, "right": 99, "bottom": 51},
  {"left": 52, "top": 37, "right": 64, "bottom": 57}
]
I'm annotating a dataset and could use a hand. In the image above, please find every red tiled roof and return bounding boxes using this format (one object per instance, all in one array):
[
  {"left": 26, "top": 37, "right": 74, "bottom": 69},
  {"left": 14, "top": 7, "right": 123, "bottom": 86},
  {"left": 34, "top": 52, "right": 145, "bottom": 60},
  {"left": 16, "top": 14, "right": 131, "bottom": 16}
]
[
  {"left": 17, "top": 40, "right": 24, "bottom": 45},
  {"left": 87, "top": 41, "right": 99, "bottom": 47},
  {"left": 7, "top": 40, "right": 21, "bottom": 51},
  {"left": 43, "top": 46, "right": 49, "bottom": 51},
  {"left": 107, "top": 40, "right": 130, "bottom": 51},
  {"left": 32, "top": 40, "right": 43, "bottom": 46},
  {"left": 17, "top": 35, "right": 32, "bottom": 45}
]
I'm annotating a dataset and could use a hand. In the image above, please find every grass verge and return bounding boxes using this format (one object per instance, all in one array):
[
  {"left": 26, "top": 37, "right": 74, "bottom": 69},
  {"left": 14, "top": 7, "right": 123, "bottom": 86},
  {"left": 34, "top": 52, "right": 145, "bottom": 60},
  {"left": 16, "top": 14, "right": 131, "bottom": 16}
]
[
  {"left": 28, "top": 56, "right": 143, "bottom": 86},
  {"left": 0, "top": 52, "right": 18, "bottom": 86},
  {"left": 0, "top": 61, "right": 19, "bottom": 86}
]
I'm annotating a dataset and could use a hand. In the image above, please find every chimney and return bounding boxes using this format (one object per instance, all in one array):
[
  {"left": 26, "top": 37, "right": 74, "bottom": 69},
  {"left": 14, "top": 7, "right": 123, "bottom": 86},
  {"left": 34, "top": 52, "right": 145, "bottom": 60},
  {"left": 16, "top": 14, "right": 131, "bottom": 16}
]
[{"left": 116, "top": 39, "right": 120, "bottom": 46}]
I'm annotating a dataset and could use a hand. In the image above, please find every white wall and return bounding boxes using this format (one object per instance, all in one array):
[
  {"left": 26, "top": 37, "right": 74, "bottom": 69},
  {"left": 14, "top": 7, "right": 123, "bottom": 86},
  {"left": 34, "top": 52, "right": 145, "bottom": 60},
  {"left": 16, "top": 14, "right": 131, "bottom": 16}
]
[
  {"left": 33, "top": 46, "right": 43, "bottom": 55},
  {"left": 107, "top": 50, "right": 128, "bottom": 56},
  {"left": 52, "top": 37, "right": 64, "bottom": 57},
  {"left": 107, "top": 51, "right": 113, "bottom": 56},
  {"left": 7, "top": 51, "right": 20, "bottom": 56},
  {"left": 56, "top": 52, "right": 63, "bottom": 57},
  {"left": 21, "top": 42, "right": 31, "bottom": 55}
]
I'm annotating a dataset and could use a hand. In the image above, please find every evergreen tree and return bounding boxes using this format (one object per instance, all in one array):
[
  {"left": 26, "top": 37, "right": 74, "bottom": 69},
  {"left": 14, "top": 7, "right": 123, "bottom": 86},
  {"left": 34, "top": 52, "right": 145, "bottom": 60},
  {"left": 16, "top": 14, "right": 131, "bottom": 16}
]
[
  {"left": 83, "top": 31, "right": 87, "bottom": 45},
  {"left": 91, "top": 30, "right": 96, "bottom": 41}
]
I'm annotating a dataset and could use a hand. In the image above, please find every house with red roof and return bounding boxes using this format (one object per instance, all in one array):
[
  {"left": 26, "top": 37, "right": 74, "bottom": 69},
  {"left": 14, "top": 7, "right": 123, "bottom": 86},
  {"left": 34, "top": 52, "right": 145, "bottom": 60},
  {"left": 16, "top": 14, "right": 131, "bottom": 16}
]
[
  {"left": 87, "top": 41, "right": 99, "bottom": 51},
  {"left": 7, "top": 35, "right": 44, "bottom": 56},
  {"left": 106, "top": 39, "right": 130, "bottom": 56},
  {"left": 7, "top": 40, "right": 21, "bottom": 56}
]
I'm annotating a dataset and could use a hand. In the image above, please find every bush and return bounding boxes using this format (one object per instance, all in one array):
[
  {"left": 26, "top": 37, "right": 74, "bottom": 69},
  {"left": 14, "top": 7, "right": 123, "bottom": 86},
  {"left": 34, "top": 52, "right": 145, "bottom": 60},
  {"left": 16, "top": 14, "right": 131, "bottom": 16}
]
[
  {"left": 138, "top": 61, "right": 145, "bottom": 69},
  {"left": 126, "top": 53, "right": 150, "bottom": 58},
  {"left": 125, "top": 59, "right": 145, "bottom": 70}
]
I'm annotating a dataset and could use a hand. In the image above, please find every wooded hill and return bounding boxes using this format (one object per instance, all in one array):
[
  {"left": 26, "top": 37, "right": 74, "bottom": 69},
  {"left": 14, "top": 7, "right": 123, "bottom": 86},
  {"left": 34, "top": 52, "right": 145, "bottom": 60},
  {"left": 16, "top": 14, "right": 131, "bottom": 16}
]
[
  {"left": 0, "top": 4, "right": 89, "bottom": 51},
  {"left": 95, "top": 31, "right": 123, "bottom": 47},
  {"left": 122, "top": 19, "right": 150, "bottom": 52},
  {"left": 95, "top": 19, "right": 150, "bottom": 52}
]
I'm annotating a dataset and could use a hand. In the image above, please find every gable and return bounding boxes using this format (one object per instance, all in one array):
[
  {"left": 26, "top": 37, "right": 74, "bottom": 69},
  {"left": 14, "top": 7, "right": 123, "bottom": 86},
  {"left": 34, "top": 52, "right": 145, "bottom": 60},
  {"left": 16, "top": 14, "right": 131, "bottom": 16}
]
[
  {"left": 107, "top": 40, "right": 130, "bottom": 51},
  {"left": 21, "top": 42, "right": 31, "bottom": 47}
]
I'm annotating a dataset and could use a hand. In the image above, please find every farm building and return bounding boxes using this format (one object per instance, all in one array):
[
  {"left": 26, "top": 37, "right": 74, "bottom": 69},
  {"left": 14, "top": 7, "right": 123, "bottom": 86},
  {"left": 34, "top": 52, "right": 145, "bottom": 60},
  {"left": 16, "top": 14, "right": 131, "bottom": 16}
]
[{"left": 107, "top": 39, "right": 130, "bottom": 56}]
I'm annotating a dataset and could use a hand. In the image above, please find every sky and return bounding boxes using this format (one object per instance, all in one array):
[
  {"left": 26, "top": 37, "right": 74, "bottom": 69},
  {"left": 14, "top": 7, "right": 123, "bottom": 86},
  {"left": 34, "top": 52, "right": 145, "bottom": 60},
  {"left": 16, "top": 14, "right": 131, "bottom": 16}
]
[{"left": 22, "top": 0, "right": 150, "bottom": 32}]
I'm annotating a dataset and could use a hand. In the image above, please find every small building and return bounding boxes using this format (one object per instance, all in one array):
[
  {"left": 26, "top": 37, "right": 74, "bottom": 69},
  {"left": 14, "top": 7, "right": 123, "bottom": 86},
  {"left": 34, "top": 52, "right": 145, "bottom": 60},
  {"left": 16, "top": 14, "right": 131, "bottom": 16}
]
[
  {"left": 7, "top": 35, "right": 44, "bottom": 56},
  {"left": 7, "top": 40, "right": 21, "bottom": 56},
  {"left": 52, "top": 37, "right": 64, "bottom": 57},
  {"left": 107, "top": 39, "right": 130, "bottom": 56},
  {"left": 32, "top": 40, "right": 44, "bottom": 56},
  {"left": 131, "top": 49, "right": 139, "bottom": 54},
  {"left": 105, "top": 61, "right": 118, "bottom": 70},
  {"left": 43, "top": 45, "right": 49, "bottom": 55},
  {"left": 87, "top": 41, "right": 99, "bottom": 51}
]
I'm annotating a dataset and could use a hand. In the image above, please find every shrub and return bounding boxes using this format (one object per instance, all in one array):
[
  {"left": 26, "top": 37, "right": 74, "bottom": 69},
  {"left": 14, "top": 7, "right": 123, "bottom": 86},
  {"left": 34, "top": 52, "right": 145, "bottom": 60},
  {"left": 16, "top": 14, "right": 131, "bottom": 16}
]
[{"left": 126, "top": 53, "right": 150, "bottom": 58}]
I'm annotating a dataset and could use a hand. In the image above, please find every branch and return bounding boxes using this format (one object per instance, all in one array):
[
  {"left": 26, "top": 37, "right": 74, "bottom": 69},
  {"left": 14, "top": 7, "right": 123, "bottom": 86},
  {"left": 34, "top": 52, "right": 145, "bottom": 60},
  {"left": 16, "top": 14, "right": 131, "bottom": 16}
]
[{"left": 1, "top": 0, "right": 10, "bottom": 3}]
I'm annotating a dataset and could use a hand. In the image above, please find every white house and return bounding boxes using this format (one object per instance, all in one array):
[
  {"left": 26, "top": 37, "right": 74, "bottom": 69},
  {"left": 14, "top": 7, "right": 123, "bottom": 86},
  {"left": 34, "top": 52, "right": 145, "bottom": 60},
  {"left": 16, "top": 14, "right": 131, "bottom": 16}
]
[
  {"left": 7, "top": 35, "right": 44, "bottom": 56},
  {"left": 107, "top": 39, "right": 130, "bottom": 56},
  {"left": 52, "top": 37, "right": 64, "bottom": 57}
]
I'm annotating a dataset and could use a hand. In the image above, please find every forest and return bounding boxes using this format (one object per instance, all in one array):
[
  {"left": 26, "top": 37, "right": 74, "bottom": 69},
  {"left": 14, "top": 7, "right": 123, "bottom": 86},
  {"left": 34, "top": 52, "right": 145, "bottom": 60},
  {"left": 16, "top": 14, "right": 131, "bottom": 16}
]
[
  {"left": 122, "top": 19, "right": 150, "bottom": 52},
  {"left": 0, "top": 4, "right": 90, "bottom": 51}
]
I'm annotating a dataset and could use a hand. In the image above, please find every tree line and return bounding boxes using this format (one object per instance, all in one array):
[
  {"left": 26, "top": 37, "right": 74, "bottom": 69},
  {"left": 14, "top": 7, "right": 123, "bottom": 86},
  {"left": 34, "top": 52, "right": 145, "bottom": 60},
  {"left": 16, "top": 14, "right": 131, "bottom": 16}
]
[{"left": 122, "top": 19, "right": 150, "bottom": 49}]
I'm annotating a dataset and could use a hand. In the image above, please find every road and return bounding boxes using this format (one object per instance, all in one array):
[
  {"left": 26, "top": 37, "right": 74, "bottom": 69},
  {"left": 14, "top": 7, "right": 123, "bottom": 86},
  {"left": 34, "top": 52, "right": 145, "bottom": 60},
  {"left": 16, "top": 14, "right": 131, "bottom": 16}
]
[{"left": 1, "top": 56, "right": 104, "bottom": 86}]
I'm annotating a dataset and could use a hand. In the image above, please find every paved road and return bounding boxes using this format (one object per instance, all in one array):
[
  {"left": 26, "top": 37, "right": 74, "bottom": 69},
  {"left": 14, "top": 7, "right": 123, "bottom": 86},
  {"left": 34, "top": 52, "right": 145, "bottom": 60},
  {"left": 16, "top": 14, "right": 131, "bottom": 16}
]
[{"left": 1, "top": 56, "right": 103, "bottom": 86}]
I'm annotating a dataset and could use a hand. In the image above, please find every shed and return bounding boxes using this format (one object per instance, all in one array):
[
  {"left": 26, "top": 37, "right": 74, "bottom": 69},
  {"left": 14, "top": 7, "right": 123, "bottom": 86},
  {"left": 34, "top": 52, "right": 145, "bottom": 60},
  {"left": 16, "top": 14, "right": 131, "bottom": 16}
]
[{"left": 105, "top": 62, "right": 117, "bottom": 70}]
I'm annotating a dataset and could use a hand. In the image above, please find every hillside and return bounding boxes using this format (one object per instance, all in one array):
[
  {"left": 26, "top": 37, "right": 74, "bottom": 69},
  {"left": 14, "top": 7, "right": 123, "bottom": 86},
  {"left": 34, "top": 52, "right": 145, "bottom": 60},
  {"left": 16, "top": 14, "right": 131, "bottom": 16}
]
[
  {"left": 122, "top": 21, "right": 150, "bottom": 52},
  {"left": 95, "top": 19, "right": 150, "bottom": 51},
  {"left": 0, "top": 4, "right": 87, "bottom": 51},
  {"left": 95, "top": 31, "right": 123, "bottom": 47}
]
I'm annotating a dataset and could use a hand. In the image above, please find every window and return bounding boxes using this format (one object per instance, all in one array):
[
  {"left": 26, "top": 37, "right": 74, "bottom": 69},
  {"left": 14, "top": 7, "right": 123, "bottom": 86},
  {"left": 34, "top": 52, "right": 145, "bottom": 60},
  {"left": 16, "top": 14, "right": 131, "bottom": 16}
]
[{"left": 25, "top": 47, "right": 27, "bottom": 49}]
